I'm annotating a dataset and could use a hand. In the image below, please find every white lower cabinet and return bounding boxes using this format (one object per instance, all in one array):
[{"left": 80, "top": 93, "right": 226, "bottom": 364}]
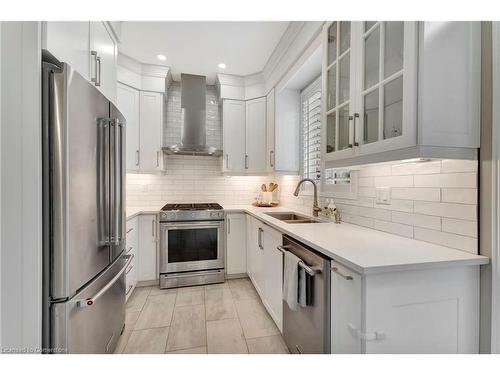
[
  {"left": 244, "top": 215, "right": 283, "bottom": 331},
  {"left": 225, "top": 213, "right": 247, "bottom": 275},
  {"left": 125, "top": 217, "right": 139, "bottom": 300},
  {"left": 331, "top": 259, "right": 481, "bottom": 354},
  {"left": 262, "top": 224, "right": 283, "bottom": 332},
  {"left": 246, "top": 216, "right": 265, "bottom": 297},
  {"left": 330, "top": 260, "right": 362, "bottom": 353},
  {"left": 137, "top": 214, "right": 158, "bottom": 283}
]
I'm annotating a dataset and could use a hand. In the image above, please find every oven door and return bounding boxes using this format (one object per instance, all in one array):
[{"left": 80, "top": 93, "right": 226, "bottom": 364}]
[{"left": 160, "top": 221, "right": 225, "bottom": 274}]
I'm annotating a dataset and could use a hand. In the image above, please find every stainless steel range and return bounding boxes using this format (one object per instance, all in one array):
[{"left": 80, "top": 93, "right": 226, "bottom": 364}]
[{"left": 159, "top": 203, "right": 225, "bottom": 289}]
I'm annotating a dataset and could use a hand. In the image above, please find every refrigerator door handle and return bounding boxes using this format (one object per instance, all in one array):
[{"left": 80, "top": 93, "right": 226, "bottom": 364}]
[
  {"left": 110, "top": 119, "right": 122, "bottom": 245},
  {"left": 116, "top": 119, "right": 125, "bottom": 242},
  {"left": 75, "top": 254, "right": 133, "bottom": 308},
  {"left": 97, "top": 118, "right": 111, "bottom": 245}
]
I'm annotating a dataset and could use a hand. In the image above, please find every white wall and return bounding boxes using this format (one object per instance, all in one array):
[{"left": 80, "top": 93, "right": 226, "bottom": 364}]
[{"left": 0, "top": 22, "right": 42, "bottom": 352}]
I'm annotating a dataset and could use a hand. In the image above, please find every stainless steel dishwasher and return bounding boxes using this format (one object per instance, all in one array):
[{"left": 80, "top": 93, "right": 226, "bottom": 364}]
[{"left": 278, "top": 235, "right": 331, "bottom": 354}]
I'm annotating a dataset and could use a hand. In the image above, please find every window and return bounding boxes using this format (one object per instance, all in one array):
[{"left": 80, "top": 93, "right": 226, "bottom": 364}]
[{"left": 301, "top": 77, "right": 322, "bottom": 184}]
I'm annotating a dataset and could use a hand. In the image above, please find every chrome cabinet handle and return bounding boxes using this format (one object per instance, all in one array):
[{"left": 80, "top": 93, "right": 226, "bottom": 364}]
[
  {"left": 227, "top": 218, "right": 231, "bottom": 235},
  {"left": 245, "top": 154, "right": 249, "bottom": 169},
  {"left": 96, "top": 56, "right": 101, "bottom": 87},
  {"left": 126, "top": 227, "right": 134, "bottom": 234},
  {"left": 258, "top": 228, "right": 264, "bottom": 250},
  {"left": 76, "top": 254, "right": 134, "bottom": 307},
  {"left": 353, "top": 113, "right": 359, "bottom": 146},
  {"left": 270, "top": 150, "right": 274, "bottom": 168},
  {"left": 225, "top": 154, "right": 229, "bottom": 169},
  {"left": 91, "top": 50, "right": 98, "bottom": 85},
  {"left": 135, "top": 150, "right": 139, "bottom": 166},
  {"left": 152, "top": 219, "right": 155, "bottom": 237},
  {"left": 348, "top": 115, "right": 354, "bottom": 148},
  {"left": 331, "top": 266, "right": 354, "bottom": 280},
  {"left": 156, "top": 151, "right": 160, "bottom": 167}
]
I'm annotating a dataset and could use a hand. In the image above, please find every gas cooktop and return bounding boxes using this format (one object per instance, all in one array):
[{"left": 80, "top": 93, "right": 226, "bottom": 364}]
[{"left": 161, "top": 203, "right": 223, "bottom": 211}]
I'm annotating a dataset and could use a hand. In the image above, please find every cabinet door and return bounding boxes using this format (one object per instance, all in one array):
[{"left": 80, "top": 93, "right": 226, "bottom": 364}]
[
  {"left": 246, "top": 216, "right": 261, "bottom": 286},
  {"left": 89, "top": 22, "right": 117, "bottom": 103},
  {"left": 263, "top": 224, "right": 283, "bottom": 332},
  {"left": 322, "top": 21, "right": 357, "bottom": 162},
  {"left": 139, "top": 91, "right": 163, "bottom": 173},
  {"left": 117, "top": 83, "right": 140, "bottom": 172},
  {"left": 331, "top": 260, "right": 362, "bottom": 353},
  {"left": 43, "top": 22, "right": 90, "bottom": 81},
  {"left": 266, "top": 89, "right": 276, "bottom": 173},
  {"left": 226, "top": 213, "right": 247, "bottom": 275},
  {"left": 355, "top": 21, "right": 417, "bottom": 156},
  {"left": 223, "top": 100, "right": 246, "bottom": 173},
  {"left": 245, "top": 97, "right": 267, "bottom": 173},
  {"left": 138, "top": 214, "right": 158, "bottom": 282}
]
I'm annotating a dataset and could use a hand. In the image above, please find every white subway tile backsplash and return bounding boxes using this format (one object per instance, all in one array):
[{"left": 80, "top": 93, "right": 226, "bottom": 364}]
[
  {"left": 391, "top": 211, "right": 442, "bottom": 230},
  {"left": 127, "top": 157, "right": 478, "bottom": 253},
  {"left": 391, "top": 188, "right": 440, "bottom": 201},
  {"left": 374, "top": 175, "right": 414, "bottom": 188},
  {"left": 441, "top": 218, "right": 477, "bottom": 238},
  {"left": 358, "top": 206, "right": 392, "bottom": 221},
  {"left": 414, "top": 173, "right": 477, "bottom": 188},
  {"left": 441, "top": 159, "right": 477, "bottom": 173},
  {"left": 374, "top": 220, "right": 414, "bottom": 238},
  {"left": 414, "top": 227, "right": 478, "bottom": 254},
  {"left": 414, "top": 201, "right": 476, "bottom": 220},
  {"left": 441, "top": 188, "right": 477, "bottom": 204}
]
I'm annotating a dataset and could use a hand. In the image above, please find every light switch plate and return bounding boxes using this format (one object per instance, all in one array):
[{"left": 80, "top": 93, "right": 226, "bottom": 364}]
[{"left": 375, "top": 186, "right": 391, "bottom": 205}]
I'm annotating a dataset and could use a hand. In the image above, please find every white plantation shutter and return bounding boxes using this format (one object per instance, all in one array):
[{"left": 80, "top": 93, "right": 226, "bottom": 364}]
[{"left": 301, "top": 77, "right": 322, "bottom": 184}]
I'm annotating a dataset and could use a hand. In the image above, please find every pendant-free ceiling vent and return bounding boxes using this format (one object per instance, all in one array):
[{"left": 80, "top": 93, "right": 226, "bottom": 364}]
[{"left": 163, "top": 73, "right": 221, "bottom": 156}]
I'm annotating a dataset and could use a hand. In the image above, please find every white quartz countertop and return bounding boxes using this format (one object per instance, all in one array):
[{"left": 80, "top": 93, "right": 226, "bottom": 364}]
[{"left": 126, "top": 205, "right": 489, "bottom": 274}]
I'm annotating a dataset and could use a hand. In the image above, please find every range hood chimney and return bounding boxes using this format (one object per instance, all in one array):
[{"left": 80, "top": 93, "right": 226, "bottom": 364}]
[{"left": 163, "top": 73, "right": 221, "bottom": 156}]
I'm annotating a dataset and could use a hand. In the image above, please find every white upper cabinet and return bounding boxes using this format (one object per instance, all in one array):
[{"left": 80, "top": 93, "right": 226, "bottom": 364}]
[
  {"left": 139, "top": 91, "right": 164, "bottom": 173},
  {"left": 43, "top": 22, "right": 91, "bottom": 81},
  {"left": 322, "top": 21, "right": 480, "bottom": 167},
  {"left": 222, "top": 99, "right": 247, "bottom": 173},
  {"left": 43, "top": 21, "right": 118, "bottom": 103},
  {"left": 245, "top": 97, "right": 267, "bottom": 174},
  {"left": 266, "top": 89, "right": 276, "bottom": 173},
  {"left": 355, "top": 21, "right": 417, "bottom": 157},
  {"left": 322, "top": 21, "right": 417, "bottom": 163},
  {"left": 89, "top": 22, "right": 117, "bottom": 103},
  {"left": 418, "top": 22, "right": 480, "bottom": 148},
  {"left": 117, "top": 83, "right": 140, "bottom": 172}
]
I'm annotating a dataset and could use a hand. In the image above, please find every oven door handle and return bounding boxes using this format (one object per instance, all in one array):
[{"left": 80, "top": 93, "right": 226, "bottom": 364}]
[{"left": 160, "top": 221, "right": 224, "bottom": 229}]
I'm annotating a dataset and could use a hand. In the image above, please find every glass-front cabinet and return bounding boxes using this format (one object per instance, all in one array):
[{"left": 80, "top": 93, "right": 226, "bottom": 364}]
[{"left": 322, "top": 21, "right": 417, "bottom": 162}]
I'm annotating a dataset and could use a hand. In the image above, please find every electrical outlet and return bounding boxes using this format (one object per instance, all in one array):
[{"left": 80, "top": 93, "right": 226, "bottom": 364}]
[{"left": 375, "top": 186, "right": 391, "bottom": 205}]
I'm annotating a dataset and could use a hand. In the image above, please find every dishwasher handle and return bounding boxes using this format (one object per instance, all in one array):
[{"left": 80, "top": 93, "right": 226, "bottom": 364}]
[{"left": 276, "top": 245, "right": 321, "bottom": 276}]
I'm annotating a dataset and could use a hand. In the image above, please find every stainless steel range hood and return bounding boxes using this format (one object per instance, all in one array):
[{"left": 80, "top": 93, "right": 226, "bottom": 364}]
[{"left": 163, "top": 73, "right": 221, "bottom": 156}]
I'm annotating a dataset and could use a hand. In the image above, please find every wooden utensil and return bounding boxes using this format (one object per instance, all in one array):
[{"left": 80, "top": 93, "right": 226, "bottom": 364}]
[{"left": 261, "top": 184, "right": 267, "bottom": 192}]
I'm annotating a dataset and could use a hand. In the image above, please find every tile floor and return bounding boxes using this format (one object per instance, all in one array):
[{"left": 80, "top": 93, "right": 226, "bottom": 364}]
[{"left": 115, "top": 278, "right": 290, "bottom": 354}]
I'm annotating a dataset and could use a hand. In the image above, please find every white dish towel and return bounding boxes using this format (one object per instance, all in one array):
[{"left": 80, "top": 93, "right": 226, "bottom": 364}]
[{"left": 283, "top": 250, "right": 301, "bottom": 311}]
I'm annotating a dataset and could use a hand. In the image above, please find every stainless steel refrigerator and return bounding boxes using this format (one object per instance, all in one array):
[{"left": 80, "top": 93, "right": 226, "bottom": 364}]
[{"left": 42, "top": 51, "right": 130, "bottom": 354}]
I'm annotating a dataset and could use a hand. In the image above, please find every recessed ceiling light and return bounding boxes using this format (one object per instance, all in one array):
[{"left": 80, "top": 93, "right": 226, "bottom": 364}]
[
  {"left": 218, "top": 63, "right": 227, "bottom": 69},
  {"left": 157, "top": 54, "right": 167, "bottom": 61}
]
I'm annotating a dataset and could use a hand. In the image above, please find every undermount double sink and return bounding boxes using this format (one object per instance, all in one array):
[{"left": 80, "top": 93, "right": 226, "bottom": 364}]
[{"left": 265, "top": 212, "right": 322, "bottom": 224}]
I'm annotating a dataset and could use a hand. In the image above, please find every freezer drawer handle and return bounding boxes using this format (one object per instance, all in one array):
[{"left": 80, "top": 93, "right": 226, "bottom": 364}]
[
  {"left": 331, "top": 266, "right": 354, "bottom": 281},
  {"left": 276, "top": 245, "right": 321, "bottom": 276},
  {"left": 75, "top": 254, "right": 134, "bottom": 308}
]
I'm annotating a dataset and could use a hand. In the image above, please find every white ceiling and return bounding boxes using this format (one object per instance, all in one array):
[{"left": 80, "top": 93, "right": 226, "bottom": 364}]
[{"left": 119, "top": 21, "right": 290, "bottom": 84}]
